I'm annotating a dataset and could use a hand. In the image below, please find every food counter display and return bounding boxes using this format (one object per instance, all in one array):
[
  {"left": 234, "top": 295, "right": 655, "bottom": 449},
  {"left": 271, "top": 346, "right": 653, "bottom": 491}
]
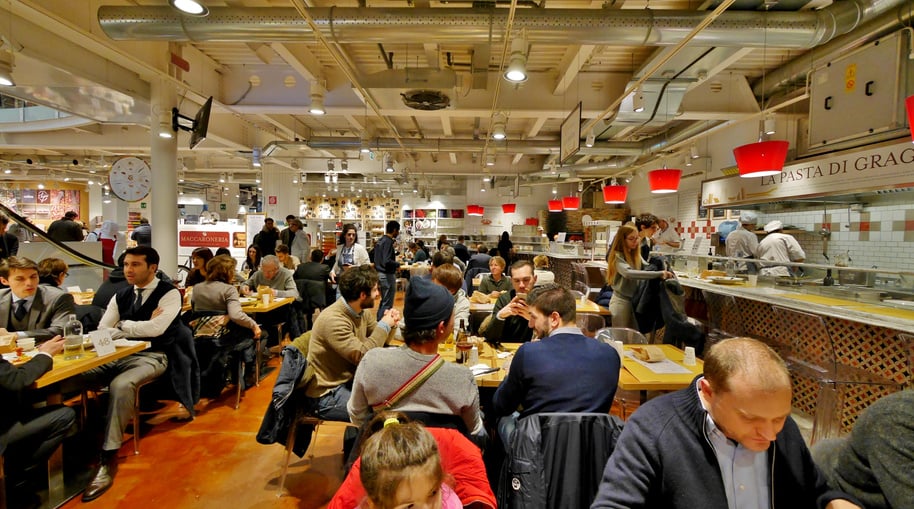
[{"left": 678, "top": 271, "right": 911, "bottom": 434}]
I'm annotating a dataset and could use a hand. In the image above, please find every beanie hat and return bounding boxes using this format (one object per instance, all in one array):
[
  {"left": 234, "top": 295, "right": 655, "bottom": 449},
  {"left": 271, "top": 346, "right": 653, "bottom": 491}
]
[{"left": 405, "top": 277, "right": 454, "bottom": 331}]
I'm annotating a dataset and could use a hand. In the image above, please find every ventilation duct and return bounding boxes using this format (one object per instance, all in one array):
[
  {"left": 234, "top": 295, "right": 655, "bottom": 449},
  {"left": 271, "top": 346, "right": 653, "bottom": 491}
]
[{"left": 98, "top": 2, "right": 903, "bottom": 50}]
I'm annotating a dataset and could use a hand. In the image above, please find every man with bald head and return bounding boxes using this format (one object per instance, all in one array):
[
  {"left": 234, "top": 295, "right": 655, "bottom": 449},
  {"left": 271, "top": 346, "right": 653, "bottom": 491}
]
[{"left": 591, "top": 338, "right": 861, "bottom": 509}]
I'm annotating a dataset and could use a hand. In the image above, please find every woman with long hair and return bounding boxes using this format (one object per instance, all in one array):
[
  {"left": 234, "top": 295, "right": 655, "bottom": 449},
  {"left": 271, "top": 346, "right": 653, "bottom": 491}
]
[
  {"left": 185, "top": 247, "right": 215, "bottom": 287},
  {"left": 331, "top": 223, "right": 370, "bottom": 284},
  {"left": 606, "top": 224, "right": 673, "bottom": 329},
  {"left": 242, "top": 244, "right": 262, "bottom": 274}
]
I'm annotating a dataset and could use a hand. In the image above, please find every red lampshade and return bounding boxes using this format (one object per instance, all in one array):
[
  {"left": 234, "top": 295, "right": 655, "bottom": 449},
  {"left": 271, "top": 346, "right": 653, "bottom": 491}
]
[
  {"left": 602, "top": 185, "right": 628, "bottom": 204},
  {"left": 547, "top": 199, "right": 563, "bottom": 212},
  {"left": 502, "top": 203, "right": 517, "bottom": 214},
  {"left": 562, "top": 196, "right": 580, "bottom": 210},
  {"left": 477, "top": 206, "right": 484, "bottom": 216},
  {"left": 467, "top": 205, "right": 483, "bottom": 216},
  {"left": 648, "top": 169, "right": 681, "bottom": 194},
  {"left": 733, "top": 140, "right": 789, "bottom": 178},
  {"left": 906, "top": 95, "right": 914, "bottom": 143}
]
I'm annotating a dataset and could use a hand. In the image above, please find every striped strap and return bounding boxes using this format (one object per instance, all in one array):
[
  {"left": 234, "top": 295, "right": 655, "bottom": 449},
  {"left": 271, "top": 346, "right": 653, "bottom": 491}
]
[{"left": 370, "top": 354, "right": 446, "bottom": 413}]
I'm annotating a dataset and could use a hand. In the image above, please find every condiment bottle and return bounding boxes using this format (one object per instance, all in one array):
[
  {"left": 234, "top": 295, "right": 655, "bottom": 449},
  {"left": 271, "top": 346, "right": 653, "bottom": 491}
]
[{"left": 823, "top": 269, "right": 835, "bottom": 286}]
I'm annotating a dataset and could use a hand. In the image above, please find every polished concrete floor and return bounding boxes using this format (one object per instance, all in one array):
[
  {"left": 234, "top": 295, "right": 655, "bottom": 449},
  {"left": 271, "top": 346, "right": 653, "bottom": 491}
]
[{"left": 61, "top": 355, "right": 350, "bottom": 508}]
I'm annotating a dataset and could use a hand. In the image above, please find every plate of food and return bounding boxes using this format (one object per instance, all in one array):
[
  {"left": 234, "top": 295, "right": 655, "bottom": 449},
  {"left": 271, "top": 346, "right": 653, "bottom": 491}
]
[
  {"left": 707, "top": 276, "right": 744, "bottom": 285},
  {"left": 239, "top": 297, "right": 258, "bottom": 305}
]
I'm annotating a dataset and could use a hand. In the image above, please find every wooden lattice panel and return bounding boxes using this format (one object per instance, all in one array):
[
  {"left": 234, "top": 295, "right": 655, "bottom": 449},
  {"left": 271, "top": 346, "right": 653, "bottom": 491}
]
[{"left": 731, "top": 296, "right": 907, "bottom": 433}]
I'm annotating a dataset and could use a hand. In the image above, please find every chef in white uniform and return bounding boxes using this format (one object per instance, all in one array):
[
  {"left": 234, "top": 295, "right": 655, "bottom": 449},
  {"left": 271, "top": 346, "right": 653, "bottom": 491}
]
[{"left": 756, "top": 220, "right": 805, "bottom": 277}]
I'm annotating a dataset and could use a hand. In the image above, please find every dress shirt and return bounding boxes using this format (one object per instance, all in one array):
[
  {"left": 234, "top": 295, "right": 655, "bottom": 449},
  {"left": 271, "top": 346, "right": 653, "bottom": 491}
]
[
  {"left": 698, "top": 380, "right": 770, "bottom": 509},
  {"left": 99, "top": 278, "right": 181, "bottom": 338}
]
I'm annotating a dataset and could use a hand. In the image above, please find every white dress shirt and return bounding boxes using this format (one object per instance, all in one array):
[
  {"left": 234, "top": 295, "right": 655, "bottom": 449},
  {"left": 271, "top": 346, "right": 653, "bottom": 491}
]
[{"left": 99, "top": 278, "right": 182, "bottom": 338}]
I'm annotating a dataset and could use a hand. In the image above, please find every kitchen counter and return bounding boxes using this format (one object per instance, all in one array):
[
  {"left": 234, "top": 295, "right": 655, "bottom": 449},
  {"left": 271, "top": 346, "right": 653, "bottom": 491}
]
[
  {"left": 678, "top": 277, "right": 914, "bottom": 334},
  {"left": 681, "top": 276, "right": 909, "bottom": 434}
]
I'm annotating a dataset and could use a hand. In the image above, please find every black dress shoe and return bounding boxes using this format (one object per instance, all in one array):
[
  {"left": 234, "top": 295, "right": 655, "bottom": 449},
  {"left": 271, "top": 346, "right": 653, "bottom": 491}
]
[{"left": 82, "top": 454, "right": 119, "bottom": 502}]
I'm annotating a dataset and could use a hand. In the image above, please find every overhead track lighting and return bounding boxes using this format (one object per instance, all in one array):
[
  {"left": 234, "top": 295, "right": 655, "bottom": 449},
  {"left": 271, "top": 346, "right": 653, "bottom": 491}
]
[
  {"left": 309, "top": 81, "right": 326, "bottom": 115},
  {"left": 340, "top": 159, "right": 348, "bottom": 172},
  {"left": 690, "top": 144, "right": 700, "bottom": 159},
  {"left": 504, "top": 36, "right": 528, "bottom": 83},
  {"left": 486, "top": 154, "right": 495, "bottom": 167},
  {"left": 219, "top": 173, "right": 226, "bottom": 183},
  {"left": 763, "top": 117, "right": 776, "bottom": 136},
  {"left": 585, "top": 131, "right": 595, "bottom": 148},
  {"left": 360, "top": 138, "right": 371, "bottom": 154},
  {"left": 168, "top": 0, "right": 209, "bottom": 16},
  {"left": 491, "top": 114, "right": 507, "bottom": 140},
  {"left": 327, "top": 160, "right": 334, "bottom": 172},
  {"left": 632, "top": 86, "right": 645, "bottom": 113}
]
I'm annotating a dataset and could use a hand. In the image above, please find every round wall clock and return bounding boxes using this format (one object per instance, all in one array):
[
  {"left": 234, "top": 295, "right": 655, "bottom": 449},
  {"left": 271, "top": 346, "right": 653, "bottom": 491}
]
[{"left": 108, "top": 156, "right": 152, "bottom": 202}]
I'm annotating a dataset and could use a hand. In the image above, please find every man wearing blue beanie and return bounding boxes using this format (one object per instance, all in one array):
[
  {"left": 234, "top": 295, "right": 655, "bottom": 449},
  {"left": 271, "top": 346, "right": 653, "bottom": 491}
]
[{"left": 348, "top": 277, "right": 486, "bottom": 441}]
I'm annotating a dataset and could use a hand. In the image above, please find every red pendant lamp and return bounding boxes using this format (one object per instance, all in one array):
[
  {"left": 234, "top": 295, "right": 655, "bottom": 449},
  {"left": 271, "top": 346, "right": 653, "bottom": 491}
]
[
  {"left": 733, "top": 140, "right": 789, "bottom": 178},
  {"left": 906, "top": 95, "right": 914, "bottom": 143},
  {"left": 562, "top": 196, "right": 580, "bottom": 210},
  {"left": 467, "top": 205, "right": 484, "bottom": 216},
  {"left": 547, "top": 199, "right": 563, "bottom": 212},
  {"left": 502, "top": 203, "right": 517, "bottom": 214},
  {"left": 648, "top": 169, "right": 681, "bottom": 194},
  {"left": 602, "top": 183, "right": 628, "bottom": 204}
]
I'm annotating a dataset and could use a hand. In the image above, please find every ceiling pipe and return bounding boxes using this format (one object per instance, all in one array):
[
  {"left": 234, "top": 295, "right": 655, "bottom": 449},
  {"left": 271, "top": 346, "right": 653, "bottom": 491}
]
[
  {"left": 98, "top": 1, "right": 903, "bottom": 49},
  {"left": 753, "top": 3, "right": 914, "bottom": 99},
  {"left": 265, "top": 137, "right": 647, "bottom": 156}
]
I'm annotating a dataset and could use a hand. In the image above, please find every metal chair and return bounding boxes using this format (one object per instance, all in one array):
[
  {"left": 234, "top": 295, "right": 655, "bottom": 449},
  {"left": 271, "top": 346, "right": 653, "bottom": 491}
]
[
  {"left": 773, "top": 306, "right": 901, "bottom": 443},
  {"left": 595, "top": 327, "right": 647, "bottom": 419}
]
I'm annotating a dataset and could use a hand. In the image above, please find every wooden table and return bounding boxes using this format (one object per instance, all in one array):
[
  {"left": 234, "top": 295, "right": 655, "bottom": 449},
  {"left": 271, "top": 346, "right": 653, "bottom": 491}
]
[
  {"left": 469, "top": 298, "right": 610, "bottom": 316},
  {"left": 437, "top": 342, "right": 518, "bottom": 388},
  {"left": 182, "top": 296, "right": 294, "bottom": 313},
  {"left": 618, "top": 344, "right": 702, "bottom": 402},
  {"left": 28, "top": 340, "right": 149, "bottom": 506},
  {"left": 34, "top": 341, "right": 150, "bottom": 389}
]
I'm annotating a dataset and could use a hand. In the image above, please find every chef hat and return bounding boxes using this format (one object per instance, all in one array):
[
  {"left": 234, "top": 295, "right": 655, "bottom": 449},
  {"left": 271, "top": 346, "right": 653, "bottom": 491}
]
[
  {"left": 740, "top": 211, "right": 759, "bottom": 224},
  {"left": 764, "top": 220, "right": 783, "bottom": 233}
]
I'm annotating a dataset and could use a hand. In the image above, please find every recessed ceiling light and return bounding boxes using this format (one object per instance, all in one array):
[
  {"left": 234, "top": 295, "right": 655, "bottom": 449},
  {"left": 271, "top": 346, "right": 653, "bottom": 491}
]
[{"left": 169, "top": 0, "right": 209, "bottom": 17}]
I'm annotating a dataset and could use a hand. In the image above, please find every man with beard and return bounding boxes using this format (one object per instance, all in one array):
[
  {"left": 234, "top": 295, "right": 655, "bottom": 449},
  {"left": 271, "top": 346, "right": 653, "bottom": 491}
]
[{"left": 305, "top": 265, "right": 400, "bottom": 422}]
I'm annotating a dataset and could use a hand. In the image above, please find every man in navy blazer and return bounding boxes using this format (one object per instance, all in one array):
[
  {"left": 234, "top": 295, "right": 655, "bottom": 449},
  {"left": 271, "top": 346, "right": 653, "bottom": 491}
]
[{"left": 0, "top": 256, "right": 75, "bottom": 341}]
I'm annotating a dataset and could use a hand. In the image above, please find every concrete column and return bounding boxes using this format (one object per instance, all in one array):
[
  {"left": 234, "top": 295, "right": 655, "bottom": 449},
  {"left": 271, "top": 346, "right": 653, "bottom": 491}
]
[
  {"left": 150, "top": 78, "right": 178, "bottom": 277},
  {"left": 261, "top": 163, "right": 300, "bottom": 220}
]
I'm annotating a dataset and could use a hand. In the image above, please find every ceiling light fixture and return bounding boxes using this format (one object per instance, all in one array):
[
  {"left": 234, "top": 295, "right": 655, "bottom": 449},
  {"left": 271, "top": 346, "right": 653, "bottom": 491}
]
[
  {"left": 562, "top": 196, "right": 580, "bottom": 210},
  {"left": 491, "top": 114, "right": 507, "bottom": 140},
  {"left": 690, "top": 144, "right": 700, "bottom": 159},
  {"left": 585, "top": 131, "right": 595, "bottom": 148},
  {"left": 309, "top": 81, "right": 326, "bottom": 115},
  {"left": 158, "top": 121, "right": 173, "bottom": 139},
  {"left": 251, "top": 146, "right": 262, "bottom": 168},
  {"left": 218, "top": 172, "right": 226, "bottom": 183},
  {"left": 502, "top": 203, "right": 516, "bottom": 214},
  {"left": 648, "top": 168, "right": 682, "bottom": 194},
  {"left": 486, "top": 154, "right": 495, "bottom": 167},
  {"left": 504, "top": 35, "right": 528, "bottom": 83},
  {"left": 547, "top": 199, "right": 563, "bottom": 212},
  {"left": 327, "top": 160, "right": 334, "bottom": 172},
  {"left": 685, "top": 155, "right": 693, "bottom": 167},
  {"left": 763, "top": 116, "right": 776, "bottom": 136},
  {"left": 602, "top": 179, "right": 628, "bottom": 204},
  {"left": 0, "top": 58, "right": 14, "bottom": 87},
  {"left": 340, "top": 159, "right": 348, "bottom": 172},
  {"left": 632, "top": 86, "right": 645, "bottom": 113},
  {"left": 168, "top": 0, "right": 209, "bottom": 16}
]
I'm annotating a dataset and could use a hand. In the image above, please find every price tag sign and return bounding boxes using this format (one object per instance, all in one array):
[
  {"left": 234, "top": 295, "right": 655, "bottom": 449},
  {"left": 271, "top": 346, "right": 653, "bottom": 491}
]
[{"left": 90, "top": 330, "right": 116, "bottom": 357}]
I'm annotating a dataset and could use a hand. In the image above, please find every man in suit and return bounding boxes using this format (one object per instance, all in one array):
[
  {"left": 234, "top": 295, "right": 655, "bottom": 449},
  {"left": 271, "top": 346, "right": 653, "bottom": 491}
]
[
  {"left": 79, "top": 246, "right": 186, "bottom": 502},
  {"left": 0, "top": 256, "right": 75, "bottom": 341},
  {"left": 0, "top": 335, "right": 75, "bottom": 500},
  {"left": 467, "top": 244, "right": 492, "bottom": 271},
  {"left": 294, "top": 248, "right": 331, "bottom": 283}
]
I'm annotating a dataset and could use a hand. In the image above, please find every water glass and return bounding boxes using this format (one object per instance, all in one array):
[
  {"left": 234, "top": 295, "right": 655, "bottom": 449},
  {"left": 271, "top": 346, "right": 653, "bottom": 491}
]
[{"left": 64, "top": 334, "right": 84, "bottom": 360}]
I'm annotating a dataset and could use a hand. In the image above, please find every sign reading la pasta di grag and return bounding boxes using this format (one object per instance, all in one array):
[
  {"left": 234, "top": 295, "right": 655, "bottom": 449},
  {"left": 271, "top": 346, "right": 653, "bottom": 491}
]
[{"left": 702, "top": 141, "right": 914, "bottom": 208}]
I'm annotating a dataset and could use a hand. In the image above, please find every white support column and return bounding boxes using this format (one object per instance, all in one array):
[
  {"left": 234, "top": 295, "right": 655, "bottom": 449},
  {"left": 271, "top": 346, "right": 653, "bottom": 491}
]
[
  {"left": 150, "top": 78, "right": 178, "bottom": 278},
  {"left": 261, "top": 163, "right": 300, "bottom": 220}
]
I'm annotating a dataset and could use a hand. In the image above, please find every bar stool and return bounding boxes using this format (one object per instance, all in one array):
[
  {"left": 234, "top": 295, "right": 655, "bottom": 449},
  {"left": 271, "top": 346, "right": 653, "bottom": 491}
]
[
  {"left": 773, "top": 306, "right": 901, "bottom": 443},
  {"left": 596, "top": 327, "right": 647, "bottom": 419}
]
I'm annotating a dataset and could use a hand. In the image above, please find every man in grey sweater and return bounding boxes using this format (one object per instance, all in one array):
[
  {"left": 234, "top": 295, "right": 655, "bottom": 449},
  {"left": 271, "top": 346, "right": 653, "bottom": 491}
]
[
  {"left": 347, "top": 277, "right": 485, "bottom": 440},
  {"left": 813, "top": 390, "right": 914, "bottom": 509}
]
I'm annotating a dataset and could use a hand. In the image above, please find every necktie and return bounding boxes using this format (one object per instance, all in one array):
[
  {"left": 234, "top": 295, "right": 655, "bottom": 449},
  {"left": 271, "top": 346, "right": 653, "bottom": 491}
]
[
  {"left": 130, "top": 288, "right": 145, "bottom": 315},
  {"left": 13, "top": 299, "right": 27, "bottom": 321}
]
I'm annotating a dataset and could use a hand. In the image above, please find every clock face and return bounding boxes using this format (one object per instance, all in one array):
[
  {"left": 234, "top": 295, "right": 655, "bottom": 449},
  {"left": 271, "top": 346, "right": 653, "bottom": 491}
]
[{"left": 108, "top": 157, "right": 152, "bottom": 202}]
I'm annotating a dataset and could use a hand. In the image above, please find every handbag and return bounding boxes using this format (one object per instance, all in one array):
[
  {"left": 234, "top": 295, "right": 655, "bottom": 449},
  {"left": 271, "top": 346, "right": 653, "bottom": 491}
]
[{"left": 189, "top": 314, "right": 231, "bottom": 339}]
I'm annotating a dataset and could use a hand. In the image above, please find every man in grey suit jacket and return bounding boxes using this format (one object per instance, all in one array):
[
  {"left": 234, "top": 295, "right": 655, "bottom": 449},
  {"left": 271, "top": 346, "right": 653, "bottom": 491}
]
[{"left": 0, "top": 256, "right": 75, "bottom": 341}]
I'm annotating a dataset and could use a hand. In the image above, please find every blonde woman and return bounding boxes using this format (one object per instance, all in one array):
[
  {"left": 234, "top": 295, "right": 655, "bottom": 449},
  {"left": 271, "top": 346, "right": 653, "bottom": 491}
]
[{"left": 606, "top": 224, "right": 673, "bottom": 329}]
